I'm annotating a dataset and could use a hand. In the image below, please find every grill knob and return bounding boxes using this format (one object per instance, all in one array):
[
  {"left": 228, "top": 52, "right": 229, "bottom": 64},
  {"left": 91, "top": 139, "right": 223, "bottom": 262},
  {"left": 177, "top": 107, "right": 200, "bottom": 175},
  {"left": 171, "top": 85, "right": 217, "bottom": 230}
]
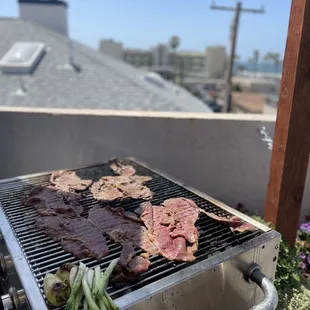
[
  {"left": 0, "top": 288, "right": 26, "bottom": 310},
  {"left": 0, "top": 254, "right": 13, "bottom": 280}
]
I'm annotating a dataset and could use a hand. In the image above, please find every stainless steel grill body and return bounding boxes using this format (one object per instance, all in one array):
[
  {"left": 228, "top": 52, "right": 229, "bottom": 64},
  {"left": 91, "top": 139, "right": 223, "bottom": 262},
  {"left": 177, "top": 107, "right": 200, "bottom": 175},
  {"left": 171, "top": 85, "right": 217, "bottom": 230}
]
[{"left": 0, "top": 159, "right": 280, "bottom": 310}]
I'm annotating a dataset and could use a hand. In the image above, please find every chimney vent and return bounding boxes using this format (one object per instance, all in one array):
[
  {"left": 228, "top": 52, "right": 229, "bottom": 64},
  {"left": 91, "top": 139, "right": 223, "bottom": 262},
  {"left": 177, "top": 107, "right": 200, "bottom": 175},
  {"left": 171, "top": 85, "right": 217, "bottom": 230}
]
[{"left": 18, "top": 0, "right": 68, "bottom": 36}]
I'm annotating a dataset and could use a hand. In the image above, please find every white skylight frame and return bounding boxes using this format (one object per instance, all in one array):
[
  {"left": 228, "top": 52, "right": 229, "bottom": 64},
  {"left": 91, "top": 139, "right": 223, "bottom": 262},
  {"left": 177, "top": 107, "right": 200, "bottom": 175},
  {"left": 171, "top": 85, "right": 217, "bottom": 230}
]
[{"left": 0, "top": 42, "right": 45, "bottom": 74}]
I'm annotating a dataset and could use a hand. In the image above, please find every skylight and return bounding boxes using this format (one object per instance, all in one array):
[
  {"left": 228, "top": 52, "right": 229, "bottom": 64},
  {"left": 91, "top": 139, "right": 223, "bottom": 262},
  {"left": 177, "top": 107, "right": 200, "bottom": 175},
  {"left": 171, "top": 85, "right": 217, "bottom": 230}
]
[
  {"left": 143, "top": 72, "right": 166, "bottom": 89},
  {"left": 0, "top": 42, "right": 45, "bottom": 74}
]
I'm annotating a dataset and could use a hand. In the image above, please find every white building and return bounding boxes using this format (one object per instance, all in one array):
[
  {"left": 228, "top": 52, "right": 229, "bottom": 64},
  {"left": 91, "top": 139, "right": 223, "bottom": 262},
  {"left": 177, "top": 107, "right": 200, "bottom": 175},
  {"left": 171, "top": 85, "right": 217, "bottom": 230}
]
[
  {"left": 98, "top": 39, "right": 123, "bottom": 61},
  {"left": 205, "top": 46, "right": 227, "bottom": 78},
  {"left": 177, "top": 51, "right": 206, "bottom": 73},
  {"left": 98, "top": 39, "right": 227, "bottom": 78},
  {"left": 151, "top": 44, "right": 171, "bottom": 67}
]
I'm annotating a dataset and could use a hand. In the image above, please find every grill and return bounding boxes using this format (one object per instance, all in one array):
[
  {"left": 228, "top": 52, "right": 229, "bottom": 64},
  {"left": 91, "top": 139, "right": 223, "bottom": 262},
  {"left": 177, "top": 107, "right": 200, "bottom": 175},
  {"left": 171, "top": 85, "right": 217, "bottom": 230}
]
[{"left": 0, "top": 159, "right": 280, "bottom": 310}]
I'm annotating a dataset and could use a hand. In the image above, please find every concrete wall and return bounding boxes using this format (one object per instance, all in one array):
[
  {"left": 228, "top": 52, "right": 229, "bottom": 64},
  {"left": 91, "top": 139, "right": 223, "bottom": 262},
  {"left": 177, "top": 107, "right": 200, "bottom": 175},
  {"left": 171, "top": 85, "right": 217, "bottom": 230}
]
[{"left": 0, "top": 107, "right": 308, "bottom": 223}]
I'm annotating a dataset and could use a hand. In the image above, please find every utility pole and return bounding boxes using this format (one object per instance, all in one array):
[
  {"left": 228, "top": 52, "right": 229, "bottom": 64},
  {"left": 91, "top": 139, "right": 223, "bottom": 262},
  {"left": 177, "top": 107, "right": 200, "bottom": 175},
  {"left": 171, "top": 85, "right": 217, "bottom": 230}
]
[{"left": 210, "top": 1, "right": 265, "bottom": 112}]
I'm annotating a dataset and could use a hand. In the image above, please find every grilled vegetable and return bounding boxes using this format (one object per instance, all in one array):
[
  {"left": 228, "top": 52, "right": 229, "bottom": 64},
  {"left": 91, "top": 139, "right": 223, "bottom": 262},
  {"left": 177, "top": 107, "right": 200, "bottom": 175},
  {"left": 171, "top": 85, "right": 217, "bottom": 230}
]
[
  {"left": 93, "top": 259, "right": 119, "bottom": 298},
  {"left": 44, "top": 273, "right": 71, "bottom": 307},
  {"left": 93, "top": 267, "right": 101, "bottom": 293},
  {"left": 97, "top": 259, "right": 120, "bottom": 310},
  {"left": 82, "top": 275, "right": 100, "bottom": 310},
  {"left": 101, "top": 291, "right": 118, "bottom": 310},
  {"left": 69, "top": 266, "right": 78, "bottom": 287},
  {"left": 88, "top": 269, "right": 95, "bottom": 289},
  {"left": 74, "top": 288, "right": 83, "bottom": 310},
  {"left": 56, "top": 263, "right": 75, "bottom": 285},
  {"left": 65, "top": 262, "right": 86, "bottom": 310}
]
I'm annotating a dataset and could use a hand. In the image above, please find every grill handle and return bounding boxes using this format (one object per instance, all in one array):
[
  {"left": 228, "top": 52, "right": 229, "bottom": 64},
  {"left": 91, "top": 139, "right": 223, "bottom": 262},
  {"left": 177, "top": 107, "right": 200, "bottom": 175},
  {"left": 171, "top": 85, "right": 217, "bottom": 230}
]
[
  {"left": 246, "top": 264, "right": 278, "bottom": 310},
  {"left": 0, "top": 254, "right": 13, "bottom": 280},
  {"left": 0, "top": 288, "right": 26, "bottom": 310}
]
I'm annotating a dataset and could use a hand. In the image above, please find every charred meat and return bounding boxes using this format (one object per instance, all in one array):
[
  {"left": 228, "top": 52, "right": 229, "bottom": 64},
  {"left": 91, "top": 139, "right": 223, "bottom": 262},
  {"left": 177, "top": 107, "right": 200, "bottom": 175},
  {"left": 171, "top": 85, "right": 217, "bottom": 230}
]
[
  {"left": 88, "top": 206, "right": 158, "bottom": 255},
  {"left": 24, "top": 185, "right": 83, "bottom": 217},
  {"left": 36, "top": 214, "right": 109, "bottom": 259},
  {"left": 119, "top": 243, "right": 151, "bottom": 276}
]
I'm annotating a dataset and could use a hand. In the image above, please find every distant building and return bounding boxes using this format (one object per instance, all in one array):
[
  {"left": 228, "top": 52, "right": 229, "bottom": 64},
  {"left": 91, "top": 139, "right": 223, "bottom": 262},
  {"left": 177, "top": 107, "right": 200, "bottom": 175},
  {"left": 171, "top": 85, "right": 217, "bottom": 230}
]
[
  {"left": 123, "top": 48, "right": 152, "bottom": 67},
  {"left": 177, "top": 51, "right": 205, "bottom": 73},
  {"left": 98, "top": 39, "right": 227, "bottom": 79},
  {"left": 152, "top": 44, "right": 170, "bottom": 67},
  {"left": 205, "top": 46, "right": 226, "bottom": 78},
  {"left": 98, "top": 39, "right": 123, "bottom": 61}
]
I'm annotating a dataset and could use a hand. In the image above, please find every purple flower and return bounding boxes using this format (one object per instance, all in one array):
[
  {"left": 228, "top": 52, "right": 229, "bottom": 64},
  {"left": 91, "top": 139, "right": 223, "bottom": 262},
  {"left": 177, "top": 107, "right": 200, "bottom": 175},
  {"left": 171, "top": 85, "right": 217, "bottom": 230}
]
[
  {"left": 300, "top": 262, "right": 306, "bottom": 270},
  {"left": 300, "top": 252, "right": 306, "bottom": 260},
  {"left": 300, "top": 222, "right": 310, "bottom": 234},
  {"left": 307, "top": 256, "right": 310, "bottom": 265}
]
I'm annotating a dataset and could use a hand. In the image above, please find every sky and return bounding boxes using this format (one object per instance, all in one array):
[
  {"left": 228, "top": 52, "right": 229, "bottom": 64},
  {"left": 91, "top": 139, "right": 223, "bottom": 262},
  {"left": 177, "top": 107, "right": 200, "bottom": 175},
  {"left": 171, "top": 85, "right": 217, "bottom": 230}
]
[{"left": 0, "top": 0, "right": 291, "bottom": 60}]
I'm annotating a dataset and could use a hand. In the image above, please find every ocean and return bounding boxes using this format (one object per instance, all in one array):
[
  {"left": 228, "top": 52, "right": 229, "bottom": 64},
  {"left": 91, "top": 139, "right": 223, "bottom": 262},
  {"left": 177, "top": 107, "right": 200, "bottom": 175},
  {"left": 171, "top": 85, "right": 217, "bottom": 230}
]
[{"left": 234, "top": 62, "right": 282, "bottom": 74}]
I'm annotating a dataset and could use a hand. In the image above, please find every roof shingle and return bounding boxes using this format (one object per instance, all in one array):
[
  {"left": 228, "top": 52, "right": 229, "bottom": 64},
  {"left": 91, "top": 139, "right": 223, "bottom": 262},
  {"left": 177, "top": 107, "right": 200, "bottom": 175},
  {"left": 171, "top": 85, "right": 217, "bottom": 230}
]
[{"left": 0, "top": 18, "right": 211, "bottom": 113}]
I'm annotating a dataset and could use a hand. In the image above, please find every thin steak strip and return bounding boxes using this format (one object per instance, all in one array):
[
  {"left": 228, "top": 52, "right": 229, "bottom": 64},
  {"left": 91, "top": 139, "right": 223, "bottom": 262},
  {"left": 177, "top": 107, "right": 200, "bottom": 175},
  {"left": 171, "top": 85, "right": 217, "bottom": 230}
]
[
  {"left": 199, "top": 210, "right": 257, "bottom": 233},
  {"left": 88, "top": 206, "right": 158, "bottom": 255},
  {"left": 140, "top": 202, "right": 197, "bottom": 262},
  {"left": 36, "top": 215, "right": 109, "bottom": 259},
  {"left": 90, "top": 175, "right": 153, "bottom": 202},
  {"left": 24, "top": 185, "right": 83, "bottom": 217},
  {"left": 50, "top": 170, "right": 93, "bottom": 192},
  {"left": 162, "top": 198, "right": 256, "bottom": 234}
]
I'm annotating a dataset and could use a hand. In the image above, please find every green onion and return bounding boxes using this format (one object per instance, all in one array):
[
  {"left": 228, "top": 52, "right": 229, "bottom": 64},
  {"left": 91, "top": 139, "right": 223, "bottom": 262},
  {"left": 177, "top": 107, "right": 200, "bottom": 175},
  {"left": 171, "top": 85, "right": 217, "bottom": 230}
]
[
  {"left": 82, "top": 277, "right": 100, "bottom": 310},
  {"left": 103, "top": 291, "right": 119, "bottom": 310},
  {"left": 96, "top": 259, "right": 119, "bottom": 297},
  {"left": 88, "top": 269, "right": 95, "bottom": 290},
  {"left": 65, "top": 262, "right": 86, "bottom": 310}
]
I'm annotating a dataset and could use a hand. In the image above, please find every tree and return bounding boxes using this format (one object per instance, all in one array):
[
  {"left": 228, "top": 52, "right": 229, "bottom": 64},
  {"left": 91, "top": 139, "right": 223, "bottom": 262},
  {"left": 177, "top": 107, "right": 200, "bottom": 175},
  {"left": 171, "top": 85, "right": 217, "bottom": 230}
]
[
  {"left": 253, "top": 49, "right": 260, "bottom": 72},
  {"left": 169, "top": 36, "right": 181, "bottom": 83},
  {"left": 169, "top": 36, "right": 180, "bottom": 67},
  {"left": 264, "top": 52, "right": 281, "bottom": 71},
  {"left": 169, "top": 36, "right": 180, "bottom": 52},
  {"left": 237, "top": 64, "right": 246, "bottom": 72}
]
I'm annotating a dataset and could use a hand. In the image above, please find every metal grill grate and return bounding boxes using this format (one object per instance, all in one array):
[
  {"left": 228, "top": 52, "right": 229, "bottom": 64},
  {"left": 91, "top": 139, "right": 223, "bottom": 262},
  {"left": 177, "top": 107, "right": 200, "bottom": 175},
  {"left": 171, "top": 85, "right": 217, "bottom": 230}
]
[{"left": 0, "top": 160, "right": 262, "bottom": 308}]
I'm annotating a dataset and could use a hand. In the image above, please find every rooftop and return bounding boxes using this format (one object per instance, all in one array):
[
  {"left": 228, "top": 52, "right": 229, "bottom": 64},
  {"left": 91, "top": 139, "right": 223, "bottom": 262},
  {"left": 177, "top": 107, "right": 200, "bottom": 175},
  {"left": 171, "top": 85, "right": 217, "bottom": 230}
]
[
  {"left": 0, "top": 18, "right": 210, "bottom": 113},
  {"left": 232, "top": 92, "right": 266, "bottom": 113}
]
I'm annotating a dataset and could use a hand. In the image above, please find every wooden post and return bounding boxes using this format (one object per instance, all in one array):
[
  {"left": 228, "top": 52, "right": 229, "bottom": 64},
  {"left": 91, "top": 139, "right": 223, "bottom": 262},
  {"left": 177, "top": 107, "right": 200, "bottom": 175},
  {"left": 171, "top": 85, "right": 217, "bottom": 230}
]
[{"left": 265, "top": 0, "right": 310, "bottom": 246}]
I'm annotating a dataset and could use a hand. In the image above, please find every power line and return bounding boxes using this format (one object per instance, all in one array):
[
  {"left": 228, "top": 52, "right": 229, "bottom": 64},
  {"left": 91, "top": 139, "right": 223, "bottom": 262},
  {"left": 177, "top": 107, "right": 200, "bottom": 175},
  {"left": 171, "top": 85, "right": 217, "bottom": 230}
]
[{"left": 210, "top": 1, "right": 265, "bottom": 113}]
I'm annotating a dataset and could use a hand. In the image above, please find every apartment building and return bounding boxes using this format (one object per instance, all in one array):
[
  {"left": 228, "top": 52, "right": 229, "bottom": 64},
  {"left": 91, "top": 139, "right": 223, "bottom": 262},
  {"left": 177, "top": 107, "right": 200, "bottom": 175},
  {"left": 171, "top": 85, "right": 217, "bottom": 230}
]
[{"left": 98, "top": 39, "right": 227, "bottom": 78}]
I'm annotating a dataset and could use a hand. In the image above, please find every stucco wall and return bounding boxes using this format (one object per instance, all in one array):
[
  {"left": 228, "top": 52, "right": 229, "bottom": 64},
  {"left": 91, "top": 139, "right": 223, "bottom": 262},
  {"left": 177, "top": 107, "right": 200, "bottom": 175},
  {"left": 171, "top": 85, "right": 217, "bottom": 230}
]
[{"left": 0, "top": 108, "right": 308, "bottom": 223}]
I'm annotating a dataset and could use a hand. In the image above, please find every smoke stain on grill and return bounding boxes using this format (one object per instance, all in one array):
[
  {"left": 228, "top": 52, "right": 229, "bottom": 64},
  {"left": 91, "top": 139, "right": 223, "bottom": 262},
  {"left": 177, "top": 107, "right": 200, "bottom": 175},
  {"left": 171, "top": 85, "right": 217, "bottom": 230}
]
[{"left": 0, "top": 159, "right": 263, "bottom": 308}]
